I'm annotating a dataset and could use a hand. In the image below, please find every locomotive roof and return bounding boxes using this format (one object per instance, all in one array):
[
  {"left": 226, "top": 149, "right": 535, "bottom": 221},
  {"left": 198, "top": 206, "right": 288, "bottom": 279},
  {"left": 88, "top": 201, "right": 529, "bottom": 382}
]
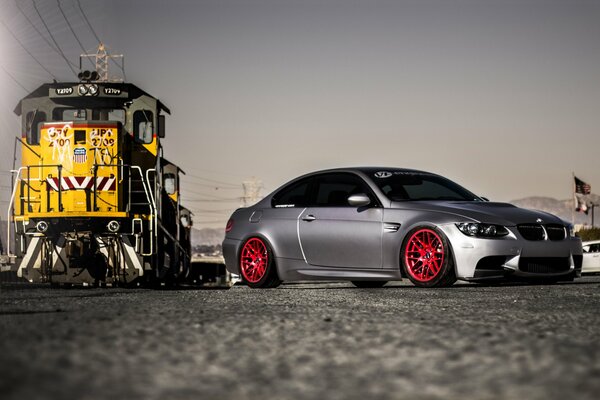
[{"left": 13, "top": 82, "right": 171, "bottom": 116}]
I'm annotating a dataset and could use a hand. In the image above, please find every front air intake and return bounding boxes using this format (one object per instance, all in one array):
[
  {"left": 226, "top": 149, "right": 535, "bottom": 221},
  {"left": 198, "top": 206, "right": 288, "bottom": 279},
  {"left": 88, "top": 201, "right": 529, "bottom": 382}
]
[{"left": 519, "top": 257, "right": 570, "bottom": 274}]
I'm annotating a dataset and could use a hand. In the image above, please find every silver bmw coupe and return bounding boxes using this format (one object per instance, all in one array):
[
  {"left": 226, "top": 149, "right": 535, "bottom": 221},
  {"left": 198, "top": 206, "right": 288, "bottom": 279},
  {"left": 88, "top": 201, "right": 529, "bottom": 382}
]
[{"left": 222, "top": 168, "right": 583, "bottom": 288}]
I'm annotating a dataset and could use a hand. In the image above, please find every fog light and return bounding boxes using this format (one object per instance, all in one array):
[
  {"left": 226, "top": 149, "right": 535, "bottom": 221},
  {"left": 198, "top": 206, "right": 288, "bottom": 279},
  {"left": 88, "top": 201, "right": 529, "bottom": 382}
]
[
  {"left": 107, "top": 220, "right": 120, "bottom": 233},
  {"left": 36, "top": 221, "right": 49, "bottom": 233}
]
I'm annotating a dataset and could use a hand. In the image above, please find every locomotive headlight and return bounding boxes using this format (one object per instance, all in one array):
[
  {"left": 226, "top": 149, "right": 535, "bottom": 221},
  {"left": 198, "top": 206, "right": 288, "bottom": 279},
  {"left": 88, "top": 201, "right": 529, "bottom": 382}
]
[
  {"left": 107, "top": 220, "right": 120, "bottom": 233},
  {"left": 88, "top": 84, "right": 99, "bottom": 95},
  {"left": 78, "top": 84, "right": 88, "bottom": 96},
  {"left": 36, "top": 221, "right": 49, "bottom": 233},
  {"left": 456, "top": 223, "right": 509, "bottom": 238}
]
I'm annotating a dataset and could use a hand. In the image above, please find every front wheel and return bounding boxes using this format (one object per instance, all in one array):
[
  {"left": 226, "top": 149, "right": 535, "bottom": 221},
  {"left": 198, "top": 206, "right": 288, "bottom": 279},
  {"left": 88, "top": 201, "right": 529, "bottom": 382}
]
[
  {"left": 401, "top": 226, "right": 457, "bottom": 288},
  {"left": 240, "top": 237, "right": 281, "bottom": 288}
]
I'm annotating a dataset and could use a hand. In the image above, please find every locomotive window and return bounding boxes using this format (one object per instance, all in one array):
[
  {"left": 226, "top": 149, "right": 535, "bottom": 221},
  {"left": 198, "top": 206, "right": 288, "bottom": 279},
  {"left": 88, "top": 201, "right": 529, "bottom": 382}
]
[
  {"left": 92, "top": 108, "right": 125, "bottom": 123},
  {"left": 53, "top": 108, "right": 87, "bottom": 121},
  {"left": 133, "top": 110, "right": 154, "bottom": 143},
  {"left": 164, "top": 173, "right": 177, "bottom": 195},
  {"left": 74, "top": 130, "right": 86, "bottom": 144},
  {"left": 25, "top": 111, "right": 46, "bottom": 145}
]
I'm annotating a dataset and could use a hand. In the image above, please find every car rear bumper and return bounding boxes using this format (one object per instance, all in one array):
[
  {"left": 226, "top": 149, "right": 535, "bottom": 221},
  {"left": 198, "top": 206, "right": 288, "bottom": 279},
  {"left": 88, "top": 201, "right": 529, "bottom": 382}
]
[{"left": 222, "top": 237, "right": 242, "bottom": 275}]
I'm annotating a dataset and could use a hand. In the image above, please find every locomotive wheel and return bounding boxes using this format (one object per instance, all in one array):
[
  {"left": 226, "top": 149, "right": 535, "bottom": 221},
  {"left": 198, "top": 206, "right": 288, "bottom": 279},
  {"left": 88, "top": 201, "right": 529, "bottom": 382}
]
[
  {"left": 239, "top": 237, "right": 281, "bottom": 288},
  {"left": 401, "top": 226, "right": 457, "bottom": 288}
]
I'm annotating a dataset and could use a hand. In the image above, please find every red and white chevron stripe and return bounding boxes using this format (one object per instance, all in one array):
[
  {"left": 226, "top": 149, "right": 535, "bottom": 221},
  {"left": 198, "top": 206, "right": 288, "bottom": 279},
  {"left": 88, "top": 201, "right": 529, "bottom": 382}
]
[{"left": 46, "top": 176, "right": 116, "bottom": 191}]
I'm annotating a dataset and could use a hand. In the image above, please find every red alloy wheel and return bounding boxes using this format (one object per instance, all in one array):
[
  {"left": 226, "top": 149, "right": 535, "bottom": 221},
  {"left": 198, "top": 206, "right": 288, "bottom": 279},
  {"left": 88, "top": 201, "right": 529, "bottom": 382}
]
[
  {"left": 240, "top": 238, "right": 269, "bottom": 283},
  {"left": 404, "top": 228, "right": 445, "bottom": 282}
]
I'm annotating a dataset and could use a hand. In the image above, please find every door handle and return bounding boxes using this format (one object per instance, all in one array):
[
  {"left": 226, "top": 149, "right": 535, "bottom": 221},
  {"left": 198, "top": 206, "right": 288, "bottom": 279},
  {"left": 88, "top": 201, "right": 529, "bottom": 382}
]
[{"left": 302, "top": 214, "right": 316, "bottom": 222}]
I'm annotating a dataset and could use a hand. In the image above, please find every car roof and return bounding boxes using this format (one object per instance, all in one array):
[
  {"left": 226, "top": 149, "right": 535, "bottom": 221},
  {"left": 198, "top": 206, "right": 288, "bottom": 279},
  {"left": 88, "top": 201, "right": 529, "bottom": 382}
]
[{"left": 302, "top": 167, "right": 439, "bottom": 177}]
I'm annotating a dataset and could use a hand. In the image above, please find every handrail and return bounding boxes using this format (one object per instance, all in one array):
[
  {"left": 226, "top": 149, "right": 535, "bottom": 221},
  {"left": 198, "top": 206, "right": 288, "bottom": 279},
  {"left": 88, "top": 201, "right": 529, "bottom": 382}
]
[
  {"left": 7, "top": 164, "right": 159, "bottom": 258},
  {"left": 145, "top": 168, "right": 158, "bottom": 256},
  {"left": 7, "top": 167, "right": 26, "bottom": 256},
  {"left": 133, "top": 166, "right": 156, "bottom": 256},
  {"left": 15, "top": 136, "right": 41, "bottom": 159}
]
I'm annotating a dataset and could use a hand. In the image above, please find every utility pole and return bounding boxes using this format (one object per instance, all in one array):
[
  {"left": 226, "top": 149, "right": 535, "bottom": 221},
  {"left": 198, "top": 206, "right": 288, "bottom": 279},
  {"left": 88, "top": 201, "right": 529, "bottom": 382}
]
[
  {"left": 242, "top": 177, "right": 263, "bottom": 207},
  {"left": 80, "top": 43, "right": 124, "bottom": 82},
  {"left": 591, "top": 203, "right": 598, "bottom": 227}
]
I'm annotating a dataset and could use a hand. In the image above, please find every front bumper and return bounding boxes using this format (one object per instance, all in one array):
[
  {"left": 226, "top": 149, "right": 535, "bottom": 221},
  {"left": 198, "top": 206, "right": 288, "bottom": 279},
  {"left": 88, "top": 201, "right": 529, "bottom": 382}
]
[{"left": 439, "top": 224, "right": 583, "bottom": 280}]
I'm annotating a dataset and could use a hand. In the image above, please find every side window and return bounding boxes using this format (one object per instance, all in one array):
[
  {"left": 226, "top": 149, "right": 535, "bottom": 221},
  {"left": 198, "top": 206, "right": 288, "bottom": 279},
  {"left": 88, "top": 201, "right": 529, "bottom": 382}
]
[
  {"left": 25, "top": 111, "right": 46, "bottom": 145},
  {"left": 591, "top": 244, "right": 600, "bottom": 253},
  {"left": 164, "top": 173, "right": 177, "bottom": 195},
  {"left": 314, "top": 173, "right": 371, "bottom": 207},
  {"left": 272, "top": 178, "right": 313, "bottom": 208},
  {"left": 133, "top": 110, "right": 154, "bottom": 143}
]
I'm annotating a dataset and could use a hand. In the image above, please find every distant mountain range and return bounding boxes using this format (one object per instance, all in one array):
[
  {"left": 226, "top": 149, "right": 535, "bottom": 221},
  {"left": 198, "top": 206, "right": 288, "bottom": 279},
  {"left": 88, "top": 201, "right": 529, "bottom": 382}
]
[
  {"left": 510, "top": 194, "right": 599, "bottom": 226},
  {"left": 191, "top": 195, "right": 600, "bottom": 245}
]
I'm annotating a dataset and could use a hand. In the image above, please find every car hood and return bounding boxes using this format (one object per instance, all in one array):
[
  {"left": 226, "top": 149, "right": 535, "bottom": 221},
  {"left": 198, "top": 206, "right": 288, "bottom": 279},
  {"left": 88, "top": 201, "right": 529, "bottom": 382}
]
[{"left": 390, "top": 201, "right": 565, "bottom": 226}]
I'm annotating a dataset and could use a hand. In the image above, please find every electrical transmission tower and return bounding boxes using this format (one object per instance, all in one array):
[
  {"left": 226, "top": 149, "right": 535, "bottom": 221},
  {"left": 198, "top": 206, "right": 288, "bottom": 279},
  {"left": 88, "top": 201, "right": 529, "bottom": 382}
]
[
  {"left": 242, "top": 177, "right": 263, "bottom": 207},
  {"left": 80, "top": 43, "right": 125, "bottom": 82}
]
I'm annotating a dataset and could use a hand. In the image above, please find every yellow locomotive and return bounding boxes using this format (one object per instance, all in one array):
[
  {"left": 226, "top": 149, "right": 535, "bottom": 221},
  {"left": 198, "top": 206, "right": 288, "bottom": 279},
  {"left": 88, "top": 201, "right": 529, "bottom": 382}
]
[{"left": 8, "top": 71, "right": 192, "bottom": 285}]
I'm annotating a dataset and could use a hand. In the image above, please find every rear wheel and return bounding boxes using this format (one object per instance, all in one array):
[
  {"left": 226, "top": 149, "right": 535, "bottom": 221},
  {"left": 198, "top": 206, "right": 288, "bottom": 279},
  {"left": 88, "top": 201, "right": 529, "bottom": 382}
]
[
  {"left": 351, "top": 281, "right": 388, "bottom": 288},
  {"left": 401, "top": 226, "right": 456, "bottom": 288},
  {"left": 240, "top": 237, "right": 281, "bottom": 288}
]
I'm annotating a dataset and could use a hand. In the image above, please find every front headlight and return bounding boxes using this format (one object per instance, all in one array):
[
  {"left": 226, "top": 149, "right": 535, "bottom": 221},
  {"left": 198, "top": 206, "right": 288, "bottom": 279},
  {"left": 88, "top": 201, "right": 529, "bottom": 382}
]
[
  {"left": 567, "top": 223, "right": 575, "bottom": 237},
  {"left": 456, "top": 223, "right": 509, "bottom": 238}
]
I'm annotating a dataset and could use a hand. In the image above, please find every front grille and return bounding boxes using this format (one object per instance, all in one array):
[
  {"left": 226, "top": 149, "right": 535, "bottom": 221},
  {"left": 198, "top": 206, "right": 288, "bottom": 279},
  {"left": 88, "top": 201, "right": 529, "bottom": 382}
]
[
  {"left": 517, "top": 224, "right": 566, "bottom": 241},
  {"left": 517, "top": 224, "right": 545, "bottom": 240},
  {"left": 519, "top": 257, "right": 570, "bottom": 274},
  {"left": 545, "top": 224, "right": 566, "bottom": 241}
]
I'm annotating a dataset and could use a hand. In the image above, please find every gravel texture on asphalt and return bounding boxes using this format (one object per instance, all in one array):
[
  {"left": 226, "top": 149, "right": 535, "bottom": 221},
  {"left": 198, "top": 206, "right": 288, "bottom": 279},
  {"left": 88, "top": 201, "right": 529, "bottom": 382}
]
[{"left": 1, "top": 278, "right": 599, "bottom": 400}]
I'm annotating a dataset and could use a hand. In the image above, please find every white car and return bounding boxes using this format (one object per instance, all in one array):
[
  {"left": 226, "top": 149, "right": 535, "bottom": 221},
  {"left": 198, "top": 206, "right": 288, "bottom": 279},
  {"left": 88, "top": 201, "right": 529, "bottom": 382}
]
[{"left": 582, "top": 240, "right": 600, "bottom": 274}]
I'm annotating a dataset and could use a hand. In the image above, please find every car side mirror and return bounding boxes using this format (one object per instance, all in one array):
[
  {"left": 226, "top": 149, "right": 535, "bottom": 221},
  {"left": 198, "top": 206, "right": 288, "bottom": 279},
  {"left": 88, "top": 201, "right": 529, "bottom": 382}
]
[{"left": 348, "top": 193, "right": 371, "bottom": 207}]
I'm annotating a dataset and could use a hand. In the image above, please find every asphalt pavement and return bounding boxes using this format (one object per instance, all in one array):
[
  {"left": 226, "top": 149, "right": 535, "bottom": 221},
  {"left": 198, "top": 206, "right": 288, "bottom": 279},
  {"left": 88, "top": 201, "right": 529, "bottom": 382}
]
[{"left": 1, "top": 277, "right": 599, "bottom": 400}]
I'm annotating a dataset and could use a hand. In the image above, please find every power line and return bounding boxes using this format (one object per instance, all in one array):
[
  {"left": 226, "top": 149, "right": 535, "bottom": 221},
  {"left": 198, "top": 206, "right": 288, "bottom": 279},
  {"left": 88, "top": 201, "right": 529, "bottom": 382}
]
[
  {"left": 0, "top": 18, "right": 59, "bottom": 81},
  {"left": 56, "top": 0, "right": 86, "bottom": 54},
  {"left": 76, "top": 0, "right": 101, "bottom": 44},
  {"left": 180, "top": 181, "right": 241, "bottom": 190},
  {"left": 1, "top": 65, "right": 30, "bottom": 92},
  {"left": 13, "top": 0, "right": 76, "bottom": 69},
  {"left": 181, "top": 198, "right": 241, "bottom": 202},
  {"left": 32, "top": 0, "right": 77, "bottom": 76},
  {"left": 182, "top": 173, "right": 240, "bottom": 188}
]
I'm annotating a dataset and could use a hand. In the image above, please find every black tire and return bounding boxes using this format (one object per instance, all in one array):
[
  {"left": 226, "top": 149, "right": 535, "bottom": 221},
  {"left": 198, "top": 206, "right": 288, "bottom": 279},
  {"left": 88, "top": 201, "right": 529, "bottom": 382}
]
[
  {"left": 401, "top": 226, "right": 457, "bottom": 288},
  {"left": 351, "top": 281, "right": 388, "bottom": 288},
  {"left": 239, "top": 237, "right": 281, "bottom": 288}
]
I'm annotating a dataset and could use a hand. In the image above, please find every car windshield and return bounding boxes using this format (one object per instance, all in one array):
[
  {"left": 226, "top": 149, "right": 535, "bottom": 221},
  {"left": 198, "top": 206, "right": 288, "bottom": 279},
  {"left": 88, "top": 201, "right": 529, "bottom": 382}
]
[{"left": 370, "top": 171, "right": 481, "bottom": 202}]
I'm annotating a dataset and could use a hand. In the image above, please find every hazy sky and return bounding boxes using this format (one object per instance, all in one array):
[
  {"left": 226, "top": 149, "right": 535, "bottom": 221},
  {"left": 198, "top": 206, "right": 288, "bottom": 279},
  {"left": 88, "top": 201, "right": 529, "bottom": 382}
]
[{"left": 1, "top": 0, "right": 599, "bottom": 227}]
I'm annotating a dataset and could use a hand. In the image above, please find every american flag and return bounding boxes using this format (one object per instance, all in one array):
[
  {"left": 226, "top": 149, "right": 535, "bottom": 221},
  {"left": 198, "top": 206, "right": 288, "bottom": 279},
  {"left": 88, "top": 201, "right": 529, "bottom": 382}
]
[
  {"left": 574, "top": 176, "right": 591, "bottom": 195},
  {"left": 73, "top": 148, "right": 87, "bottom": 164}
]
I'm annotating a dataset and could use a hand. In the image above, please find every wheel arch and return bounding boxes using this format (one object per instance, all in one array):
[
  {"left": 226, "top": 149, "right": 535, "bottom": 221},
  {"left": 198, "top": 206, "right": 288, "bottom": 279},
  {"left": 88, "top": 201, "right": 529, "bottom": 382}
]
[
  {"left": 396, "top": 222, "right": 458, "bottom": 279},
  {"left": 237, "top": 231, "right": 282, "bottom": 278}
]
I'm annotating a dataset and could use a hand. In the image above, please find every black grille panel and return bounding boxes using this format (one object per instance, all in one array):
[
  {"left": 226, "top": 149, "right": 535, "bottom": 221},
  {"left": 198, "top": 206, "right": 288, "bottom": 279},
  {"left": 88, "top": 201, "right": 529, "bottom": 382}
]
[
  {"left": 519, "top": 257, "right": 570, "bottom": 274},
  {"left": 518, "top": 224, "right": 545, "bottom": 240},
  {"left": 546, "top": 224, "right": 566, "bottom": 241},
  {"left": 517, "top": 224, "right": 567, "bottom": 241}
]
